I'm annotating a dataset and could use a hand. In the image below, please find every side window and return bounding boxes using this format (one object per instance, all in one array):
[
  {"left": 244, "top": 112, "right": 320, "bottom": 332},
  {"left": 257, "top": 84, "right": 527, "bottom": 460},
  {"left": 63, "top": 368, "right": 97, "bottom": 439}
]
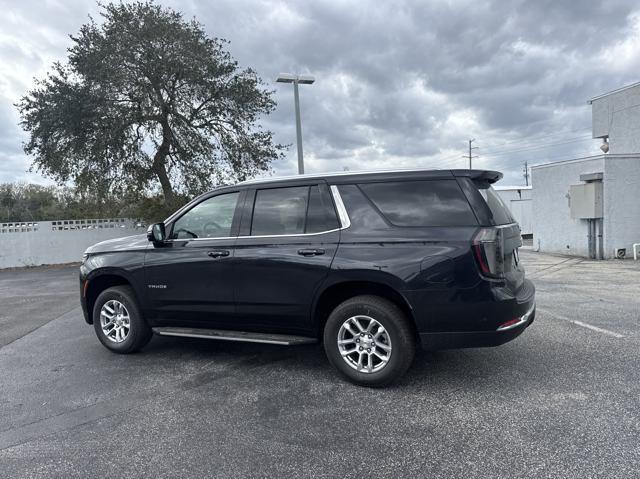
[
  {"left": 306, "top": 184, "right": 340, "bottom": 233},
  {"left": 338, "top": 184, "right": 388, "bottom": 231},
  {"left": 476, "top": 183, "right": 515, "bottom": 225},
  {"left": 251, "top": 186, "right": 309, "bottom": 236},
  {"left": 359, "top": 180, "right": 478, "bottom": 227},
  {"left": 171, "top": 192, "right": 239, "bottom": 239}
]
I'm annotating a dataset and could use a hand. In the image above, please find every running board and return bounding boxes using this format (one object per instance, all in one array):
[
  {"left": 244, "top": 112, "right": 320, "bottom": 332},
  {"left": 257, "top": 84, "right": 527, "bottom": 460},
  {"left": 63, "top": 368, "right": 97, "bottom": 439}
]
[{"left": 152, "top": 327, "right": 317, "bottom": 346}]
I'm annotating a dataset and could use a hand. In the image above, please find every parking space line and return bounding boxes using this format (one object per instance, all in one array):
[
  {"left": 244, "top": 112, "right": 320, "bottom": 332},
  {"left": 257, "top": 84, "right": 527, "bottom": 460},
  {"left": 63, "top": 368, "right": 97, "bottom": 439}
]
[
  {"left": 537, "top": 307, "right": 625, "bottom": 338},
  {"left": 528, "top": 258, "right": 583, "bottom": 279}
]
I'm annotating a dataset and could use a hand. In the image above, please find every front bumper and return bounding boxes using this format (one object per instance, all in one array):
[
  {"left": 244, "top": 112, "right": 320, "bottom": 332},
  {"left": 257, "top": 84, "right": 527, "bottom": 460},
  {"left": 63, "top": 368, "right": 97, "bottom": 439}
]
[{"left": 79, "top": 268, "right": 92, "bottom": 324}]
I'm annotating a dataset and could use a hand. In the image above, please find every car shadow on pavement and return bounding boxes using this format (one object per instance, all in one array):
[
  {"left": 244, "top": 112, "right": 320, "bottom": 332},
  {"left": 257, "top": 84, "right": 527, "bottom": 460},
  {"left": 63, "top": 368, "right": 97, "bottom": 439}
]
[{"left": 138, "top": 334, "right": 541, "bottom": 392}]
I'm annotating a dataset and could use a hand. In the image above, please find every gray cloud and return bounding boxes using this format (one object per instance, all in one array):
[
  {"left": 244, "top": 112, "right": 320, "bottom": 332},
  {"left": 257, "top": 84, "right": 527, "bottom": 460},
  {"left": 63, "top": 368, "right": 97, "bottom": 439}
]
[{"left": 1, "top": 0, "right": 640, "bottom": 187}]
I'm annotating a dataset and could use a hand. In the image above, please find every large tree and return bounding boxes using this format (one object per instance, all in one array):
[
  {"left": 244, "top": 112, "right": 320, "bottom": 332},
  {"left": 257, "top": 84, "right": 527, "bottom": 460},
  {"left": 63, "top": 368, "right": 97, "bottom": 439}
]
[{"left": 17, "top": 1, "right": 283, "bottom": 212}]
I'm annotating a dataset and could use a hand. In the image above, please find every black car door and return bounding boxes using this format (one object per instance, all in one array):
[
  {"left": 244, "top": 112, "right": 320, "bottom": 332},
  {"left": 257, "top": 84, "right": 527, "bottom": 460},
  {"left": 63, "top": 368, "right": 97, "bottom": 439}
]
[
  {"left": 144, "top": 189, "right": 243, "bottom": 324},
  {"left": 233, "top": 182, "right": 341, "bottom": 334}
]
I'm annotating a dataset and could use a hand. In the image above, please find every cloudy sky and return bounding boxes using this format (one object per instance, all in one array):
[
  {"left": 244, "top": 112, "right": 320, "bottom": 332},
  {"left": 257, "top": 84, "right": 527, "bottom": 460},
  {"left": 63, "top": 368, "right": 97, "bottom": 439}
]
[{"left": 1, "top": 0, "right": 640, "bottom": 187}]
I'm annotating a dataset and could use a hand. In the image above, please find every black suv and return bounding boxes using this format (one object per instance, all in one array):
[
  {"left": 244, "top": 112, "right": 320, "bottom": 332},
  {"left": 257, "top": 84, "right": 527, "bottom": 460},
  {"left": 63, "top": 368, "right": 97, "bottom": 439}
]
[{"left": 80, "top": 169, "right": 535, "bottom": 386}]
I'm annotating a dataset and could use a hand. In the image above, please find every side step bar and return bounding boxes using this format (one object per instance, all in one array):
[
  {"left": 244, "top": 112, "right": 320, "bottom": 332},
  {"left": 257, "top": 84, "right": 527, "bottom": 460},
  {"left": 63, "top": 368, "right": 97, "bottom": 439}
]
[{"left": 152, "top": 327, "right": 318, "bottom": 346}]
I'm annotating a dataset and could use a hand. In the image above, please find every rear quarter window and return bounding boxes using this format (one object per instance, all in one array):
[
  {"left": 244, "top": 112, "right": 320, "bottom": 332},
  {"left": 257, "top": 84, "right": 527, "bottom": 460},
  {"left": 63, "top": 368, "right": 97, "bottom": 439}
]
[
  {"left": 358, "top": 180, "right": 478, "bottom": 227},
  {"left": 476, "top": 184, "right": 515, "bottom": 225}
]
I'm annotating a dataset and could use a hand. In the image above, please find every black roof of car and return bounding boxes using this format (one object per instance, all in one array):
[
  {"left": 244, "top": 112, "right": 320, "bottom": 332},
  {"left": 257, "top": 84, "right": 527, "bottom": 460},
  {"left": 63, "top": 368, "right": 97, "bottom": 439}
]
[{"left": 237, "top": 169, "right": 502, "bottom": 187}]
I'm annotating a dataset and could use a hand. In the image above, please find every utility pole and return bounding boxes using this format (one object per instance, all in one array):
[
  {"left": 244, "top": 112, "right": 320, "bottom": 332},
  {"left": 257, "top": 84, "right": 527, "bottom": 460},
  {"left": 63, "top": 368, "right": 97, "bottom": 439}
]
[
  {"left": 523, "top": 161, "right": 529, "bottom": 186},
  {"left": 463, "top": 138, "right": 478, "bottom": 169}
]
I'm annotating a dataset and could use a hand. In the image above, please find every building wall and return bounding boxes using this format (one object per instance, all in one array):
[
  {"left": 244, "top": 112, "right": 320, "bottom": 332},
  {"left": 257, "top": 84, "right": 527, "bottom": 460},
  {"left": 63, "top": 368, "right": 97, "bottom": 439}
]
[
  {"left": 591, "top": 82, "right": 640, "bottom": 154},
  {"left": 531, "top": 157, "right": 605, "bottom": 257},
  {"left": 0, "top": 219, "right": 144, "bottom": 269},
  {"left": 494, "top": 187, "right": 532, "bottom": 235},
  {"left": 602, "top": 155, "right": 640, "bottom": 256}
]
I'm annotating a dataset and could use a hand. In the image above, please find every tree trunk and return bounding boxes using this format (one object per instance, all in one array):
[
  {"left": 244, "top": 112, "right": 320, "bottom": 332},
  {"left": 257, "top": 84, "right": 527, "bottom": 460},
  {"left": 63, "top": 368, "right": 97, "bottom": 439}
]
[{"left": 152, "top": 116, "right": 175, "bottom": 211}]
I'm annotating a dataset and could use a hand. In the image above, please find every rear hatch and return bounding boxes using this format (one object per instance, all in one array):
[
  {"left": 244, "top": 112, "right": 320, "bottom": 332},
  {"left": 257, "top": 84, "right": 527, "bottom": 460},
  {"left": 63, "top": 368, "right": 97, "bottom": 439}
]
[{"left": 472, "top": 182, "right": 525, "bottom": 292}]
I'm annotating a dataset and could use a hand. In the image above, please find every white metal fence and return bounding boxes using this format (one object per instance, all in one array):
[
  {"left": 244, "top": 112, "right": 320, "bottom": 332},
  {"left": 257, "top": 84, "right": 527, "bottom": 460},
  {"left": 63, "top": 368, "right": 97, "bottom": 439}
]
[{"left": 0, "top": 218, "right": 144, "bottom": 269}]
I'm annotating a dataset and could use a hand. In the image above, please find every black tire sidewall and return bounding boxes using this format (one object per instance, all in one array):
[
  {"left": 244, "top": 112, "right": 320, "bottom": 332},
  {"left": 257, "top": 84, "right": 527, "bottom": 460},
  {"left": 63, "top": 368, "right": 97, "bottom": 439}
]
[
  {"left": 324, "top": 296, "right": 414, "bottom": 386},
  {"left": 92, "top": 286, "right": 150, "bottom": 354}
]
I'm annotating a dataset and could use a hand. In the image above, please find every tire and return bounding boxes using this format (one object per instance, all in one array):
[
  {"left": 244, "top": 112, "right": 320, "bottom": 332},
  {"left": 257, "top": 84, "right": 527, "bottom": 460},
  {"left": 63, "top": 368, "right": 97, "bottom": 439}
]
[
  {"left": 92, "top": 285, "right": 152, "bottom": 354},
  {"left": 323, "top": 295, "right": 416, "bottom": 387}
]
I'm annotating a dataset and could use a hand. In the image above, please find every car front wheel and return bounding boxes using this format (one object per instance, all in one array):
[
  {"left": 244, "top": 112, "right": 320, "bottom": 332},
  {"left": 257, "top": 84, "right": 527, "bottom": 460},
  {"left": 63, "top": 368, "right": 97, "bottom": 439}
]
[
  {"left": 93, "top": 285, "right": 152, "bottom": 354},
  {"left": 323, "top": 295, "right": 415, "bottom": 387}
]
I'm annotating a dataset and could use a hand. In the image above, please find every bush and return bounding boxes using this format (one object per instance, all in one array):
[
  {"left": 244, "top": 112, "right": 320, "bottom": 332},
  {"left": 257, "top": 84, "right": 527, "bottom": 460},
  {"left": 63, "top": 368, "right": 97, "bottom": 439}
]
[{"left": 0, "top": 183, "right": 190, "bottom": 224}]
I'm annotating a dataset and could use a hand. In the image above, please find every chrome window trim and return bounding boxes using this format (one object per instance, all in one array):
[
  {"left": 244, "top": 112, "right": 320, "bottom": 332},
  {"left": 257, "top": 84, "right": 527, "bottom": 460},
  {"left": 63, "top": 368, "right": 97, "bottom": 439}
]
[
  {"left": 330, "top": 185, "right": 351, "bottom": 229},
  {"left": 162, "top": 184, "right": 351, "bottom": 242},
  {"left": 164, "top": 228, "right": 343, "bottom": 243},
  {"left": 164, "top": 236, "right": 237, "bottom": 243},
  {"left": 239, "top": 228, "right": 342, "bottom": 240}
]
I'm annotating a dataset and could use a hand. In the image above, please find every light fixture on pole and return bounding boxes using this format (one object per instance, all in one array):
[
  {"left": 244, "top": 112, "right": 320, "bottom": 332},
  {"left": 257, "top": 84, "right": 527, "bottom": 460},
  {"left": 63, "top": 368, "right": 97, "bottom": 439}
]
[{"left": 276, "top": 73, "right": 315, "bottom": 174}]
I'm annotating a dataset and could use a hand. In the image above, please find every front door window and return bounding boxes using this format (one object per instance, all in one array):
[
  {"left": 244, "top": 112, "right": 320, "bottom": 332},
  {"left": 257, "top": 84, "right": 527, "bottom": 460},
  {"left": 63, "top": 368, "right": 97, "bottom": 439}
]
[{"left": 171, "top": 192, "right": 239, "bottom": 239}]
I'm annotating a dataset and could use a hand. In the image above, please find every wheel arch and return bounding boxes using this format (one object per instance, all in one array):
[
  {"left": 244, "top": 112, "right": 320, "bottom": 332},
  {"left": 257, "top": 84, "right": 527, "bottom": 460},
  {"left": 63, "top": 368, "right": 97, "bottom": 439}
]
[
  {"left": 84, "top": 271, "right": 136, "bottom": 324},
  {"left": 312, "top": 280, "right": 417, "bottom": 339}
]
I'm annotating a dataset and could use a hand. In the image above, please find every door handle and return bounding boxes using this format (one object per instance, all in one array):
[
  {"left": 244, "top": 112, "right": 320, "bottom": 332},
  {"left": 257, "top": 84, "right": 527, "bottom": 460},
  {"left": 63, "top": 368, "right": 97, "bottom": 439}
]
[
  {"left": 207, "top": 250, "right": 230, "bottom": 258},
  {"left": 297, "top": 248, "right": 325, "bottom": 256}
]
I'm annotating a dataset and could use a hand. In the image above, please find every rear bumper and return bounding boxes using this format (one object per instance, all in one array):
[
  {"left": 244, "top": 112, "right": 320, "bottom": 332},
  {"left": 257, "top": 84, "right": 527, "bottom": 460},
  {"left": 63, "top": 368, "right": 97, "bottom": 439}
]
[
  {"left": 419, "top": 279, "right": 536, "bottom": 351},
  {"left": 420, "top": 303, "right": 535, "bottom": 350}
]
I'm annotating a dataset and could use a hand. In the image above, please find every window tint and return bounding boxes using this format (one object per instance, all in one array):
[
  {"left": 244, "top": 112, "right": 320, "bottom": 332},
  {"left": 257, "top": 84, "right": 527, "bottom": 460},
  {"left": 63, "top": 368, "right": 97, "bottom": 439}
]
[
  {"left": 251, "top": 186, "right": 309, "bottom": 235},
  {"left": 306, "top": 184, "right": 340, "bottom": 233},
  {"left": 359, "top": 180, "right": 478, "bottom": 227},
  {"left": 338, "top": 184, "right": 388, "bottom": 231},
  {"left": 171, "top": 192, "right": 239, "bottom": 239},
  {"left": 476, "top": 183, "right": 514, "bottom": 225}
]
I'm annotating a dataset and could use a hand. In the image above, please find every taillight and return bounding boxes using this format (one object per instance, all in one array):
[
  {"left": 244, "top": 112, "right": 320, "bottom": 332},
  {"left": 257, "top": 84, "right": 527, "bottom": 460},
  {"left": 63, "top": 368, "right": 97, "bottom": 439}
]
[{"left": 472, "top": 227, "right": 504, "bottom": 278}]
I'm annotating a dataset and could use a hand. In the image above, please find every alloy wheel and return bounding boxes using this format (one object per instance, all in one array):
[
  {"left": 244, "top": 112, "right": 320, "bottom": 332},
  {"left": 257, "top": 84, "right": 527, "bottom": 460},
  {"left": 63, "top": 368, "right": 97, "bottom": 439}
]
[
  {"left": 337, "top": 315, "right": 392, "bottom": 373},
  {"left": 100, "top": 299, "right": 131, "bottom": 343}
]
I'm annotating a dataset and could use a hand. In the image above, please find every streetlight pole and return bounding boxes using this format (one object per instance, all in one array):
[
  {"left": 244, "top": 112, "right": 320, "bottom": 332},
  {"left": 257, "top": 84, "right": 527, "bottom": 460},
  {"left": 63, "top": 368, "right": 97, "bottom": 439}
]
[
  {"left": 292, "top": 80, "right": 303, "bottom": 174},
  {"left": 276, "top": 73, "right": 315, "bottom": 175}
]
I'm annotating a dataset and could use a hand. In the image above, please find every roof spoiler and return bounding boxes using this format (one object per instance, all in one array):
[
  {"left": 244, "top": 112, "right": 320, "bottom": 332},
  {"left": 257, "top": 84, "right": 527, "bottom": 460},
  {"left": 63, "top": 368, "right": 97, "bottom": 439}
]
[{"left": 451, "top": 169, "right": 503, "bottom": 184}]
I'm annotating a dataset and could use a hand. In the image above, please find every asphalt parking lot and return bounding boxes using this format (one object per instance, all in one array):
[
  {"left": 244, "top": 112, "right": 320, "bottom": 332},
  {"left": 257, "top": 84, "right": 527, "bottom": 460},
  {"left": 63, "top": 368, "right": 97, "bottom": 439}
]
[{"left": 1, "top": 251, "right": 639, "bottom": 478}]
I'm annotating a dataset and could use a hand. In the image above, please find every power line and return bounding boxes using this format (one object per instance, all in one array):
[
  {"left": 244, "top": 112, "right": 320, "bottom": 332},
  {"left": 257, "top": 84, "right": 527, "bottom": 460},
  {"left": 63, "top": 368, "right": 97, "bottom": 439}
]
[
  {"left": 463, "top": 140, "right": 594, "bottom": 172},
  {"left": 490, "top": 138, "right": 597, "bottom": 165},
  {"left": 437, "top": 136, "right": 591, "bottom": 170},
  {"left": 477, "top": 148, "right": 600, "bottom": 173},
  {"left": 480, "top": 135, "right": 592, "bottom": 157},
  {"left": 430, "top": 129, "right": 592, "bottom": 168},
  {"left": 427, "top": 131, "right": 595, "bottom": 171},
  {"left": 479, "top": 126, "right": 591, "bottom": 151}
]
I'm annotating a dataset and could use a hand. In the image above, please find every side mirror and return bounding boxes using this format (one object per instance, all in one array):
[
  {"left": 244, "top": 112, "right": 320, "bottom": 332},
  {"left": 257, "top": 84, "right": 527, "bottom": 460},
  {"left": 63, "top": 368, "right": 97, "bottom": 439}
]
[{"left": 147, "top": 223, "right": 166, "bottom": 243}]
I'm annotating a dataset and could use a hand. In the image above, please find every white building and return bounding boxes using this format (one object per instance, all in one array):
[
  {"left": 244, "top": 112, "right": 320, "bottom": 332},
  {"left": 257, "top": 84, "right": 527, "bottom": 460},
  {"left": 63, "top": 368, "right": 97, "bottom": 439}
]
[
  {"left": 531, "top": 82, "right": 640, "bottom": 259},
  {"left": 494, "top": 185, "right": 532, "bottom": 236},
  {"left": 591, "top": 81, "right": 640, "bottom": 153}
]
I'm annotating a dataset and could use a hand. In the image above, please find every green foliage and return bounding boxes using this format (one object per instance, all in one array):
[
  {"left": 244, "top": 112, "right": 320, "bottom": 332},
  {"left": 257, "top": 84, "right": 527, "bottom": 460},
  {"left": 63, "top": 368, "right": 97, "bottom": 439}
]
[
  {"left": 16, "top": 1, "right": 283, "bottom": 211},
  {"left": 0, "top": 183, "right": 187, "bottom": 224}
]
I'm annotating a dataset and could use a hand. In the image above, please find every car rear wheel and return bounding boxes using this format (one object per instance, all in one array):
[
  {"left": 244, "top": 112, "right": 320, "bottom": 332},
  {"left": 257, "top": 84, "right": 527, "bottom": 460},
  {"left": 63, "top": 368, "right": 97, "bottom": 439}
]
[
  {"left": 323, "top": 295, "right": 415, "bottom": 387},
  {"left": 93, "top": 285, "right": 152, "bottom": 354}
]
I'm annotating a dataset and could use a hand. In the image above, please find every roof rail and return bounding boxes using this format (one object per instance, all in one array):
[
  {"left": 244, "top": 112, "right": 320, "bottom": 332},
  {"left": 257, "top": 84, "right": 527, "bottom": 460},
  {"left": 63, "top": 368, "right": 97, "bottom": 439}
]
[{"left": 238, "top": 168, "right": 502, "bottom": 185}]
